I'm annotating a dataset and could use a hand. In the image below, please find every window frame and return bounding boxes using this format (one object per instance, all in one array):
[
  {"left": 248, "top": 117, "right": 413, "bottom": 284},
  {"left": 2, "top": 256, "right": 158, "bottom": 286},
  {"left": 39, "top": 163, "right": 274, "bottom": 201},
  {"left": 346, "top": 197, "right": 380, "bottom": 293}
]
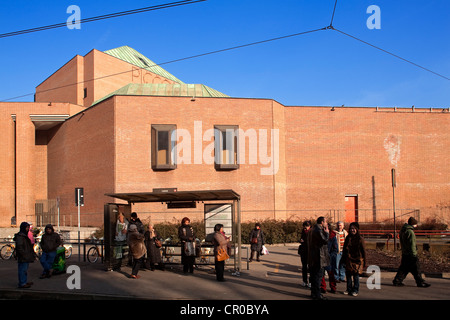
[
  {"left": 214, "top": 125, "right": 239, "bottom": 171},
  {"left": 151, "top": 124, "right": 177, "bottom": 171}
]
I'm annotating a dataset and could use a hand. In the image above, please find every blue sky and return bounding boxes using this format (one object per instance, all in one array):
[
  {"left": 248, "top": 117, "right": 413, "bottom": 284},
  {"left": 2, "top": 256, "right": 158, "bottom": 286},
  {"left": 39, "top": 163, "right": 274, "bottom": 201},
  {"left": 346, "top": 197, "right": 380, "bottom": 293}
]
[{"left": 0, "top": 0, "right": 449, "bottom": 108}]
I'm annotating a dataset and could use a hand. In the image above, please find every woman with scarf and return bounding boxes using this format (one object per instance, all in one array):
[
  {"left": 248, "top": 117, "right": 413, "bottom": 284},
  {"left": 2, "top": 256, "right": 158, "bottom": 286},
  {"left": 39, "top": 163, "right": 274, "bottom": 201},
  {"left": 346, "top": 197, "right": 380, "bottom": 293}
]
[{"left": 340, "top": 222, "right": 366, "bottom": 296}]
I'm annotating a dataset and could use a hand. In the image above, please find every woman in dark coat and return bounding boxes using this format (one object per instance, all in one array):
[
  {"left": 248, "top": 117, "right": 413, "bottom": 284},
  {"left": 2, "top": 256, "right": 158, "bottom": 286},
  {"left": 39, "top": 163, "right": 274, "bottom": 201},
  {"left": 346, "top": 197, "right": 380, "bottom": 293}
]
[
  {"left": 341, "top": 222, "right": 366, "bottom": 296},
  {"left": 249, "top": 223, "right": 264, "bottom": 262},
  {"left": 178, "top": 217, "right": 196, "bottom": 274},
  {"left": 298, "top": 220, "right": 311, "bottom": 287},
  {"left": 144, "top": 224, "right": 164, "bottom": 271}
]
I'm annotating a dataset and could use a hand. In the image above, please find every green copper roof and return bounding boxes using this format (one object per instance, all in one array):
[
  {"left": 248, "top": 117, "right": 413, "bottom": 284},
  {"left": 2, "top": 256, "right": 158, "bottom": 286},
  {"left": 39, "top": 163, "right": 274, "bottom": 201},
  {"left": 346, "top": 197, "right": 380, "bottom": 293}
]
[
  {"left": 92, "top": 83, "right": 229, "bottom": 106},
  {"left": 103, "top": 46, "right": 185, "bottom": 84}
]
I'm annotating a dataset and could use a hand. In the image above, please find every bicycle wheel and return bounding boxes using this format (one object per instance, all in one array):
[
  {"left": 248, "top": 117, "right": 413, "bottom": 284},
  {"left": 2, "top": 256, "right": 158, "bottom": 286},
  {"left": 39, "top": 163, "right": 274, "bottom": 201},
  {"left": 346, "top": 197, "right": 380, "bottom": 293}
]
[
  {"left": 65, "top": 246, "right": 72, "bottom": 259},
  {"left": 34, "top": 243, "right": 42, "bottom": 257},
  {"left": 87, "top": 246, "right": 99, "bottom": 263},
  {"left": 1, "top": 244, "right": 14, "bottom": 260}
]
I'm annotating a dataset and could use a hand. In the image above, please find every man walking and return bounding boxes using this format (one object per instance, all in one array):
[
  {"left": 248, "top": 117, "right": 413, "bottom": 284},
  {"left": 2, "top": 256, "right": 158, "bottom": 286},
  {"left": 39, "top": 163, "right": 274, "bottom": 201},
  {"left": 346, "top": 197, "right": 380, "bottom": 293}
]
[
  {"left": 308, "top": 216, "right": 330, "bottom": 300},
  {"left": 392, "top": 217, "right": 430, "bottom": 288}
]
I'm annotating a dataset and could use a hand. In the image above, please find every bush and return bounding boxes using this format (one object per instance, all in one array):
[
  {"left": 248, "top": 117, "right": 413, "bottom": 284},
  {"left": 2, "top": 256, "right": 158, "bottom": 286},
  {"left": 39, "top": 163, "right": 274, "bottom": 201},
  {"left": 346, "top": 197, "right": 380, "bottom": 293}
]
[
  {"left": 242, "top": 219, "right": 305, "bottom": 244},
  {"left": 153, "top": 221, "right": 205, "bottom": 243}
]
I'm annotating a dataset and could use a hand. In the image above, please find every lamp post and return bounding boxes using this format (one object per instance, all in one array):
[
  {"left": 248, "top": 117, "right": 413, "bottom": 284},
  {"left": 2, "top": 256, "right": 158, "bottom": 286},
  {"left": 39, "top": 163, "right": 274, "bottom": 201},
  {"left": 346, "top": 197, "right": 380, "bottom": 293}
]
[{"left": 391, "top": 169, "right": 397, "bottom": 251}]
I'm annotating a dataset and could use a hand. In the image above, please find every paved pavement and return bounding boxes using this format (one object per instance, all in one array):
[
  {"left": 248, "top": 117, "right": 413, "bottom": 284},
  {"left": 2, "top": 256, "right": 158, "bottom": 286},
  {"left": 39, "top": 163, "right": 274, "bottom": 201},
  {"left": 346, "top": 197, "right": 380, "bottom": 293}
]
[{"left": 1, "top": 244, "right": 449, "bottom": 310}]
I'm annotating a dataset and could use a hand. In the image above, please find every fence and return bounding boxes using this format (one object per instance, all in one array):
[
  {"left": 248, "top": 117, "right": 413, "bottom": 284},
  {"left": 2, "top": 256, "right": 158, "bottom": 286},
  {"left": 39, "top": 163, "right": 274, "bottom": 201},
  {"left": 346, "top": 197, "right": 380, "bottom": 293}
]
[{"left": 28, "top": 200, "right": 422, "bottom": 229}]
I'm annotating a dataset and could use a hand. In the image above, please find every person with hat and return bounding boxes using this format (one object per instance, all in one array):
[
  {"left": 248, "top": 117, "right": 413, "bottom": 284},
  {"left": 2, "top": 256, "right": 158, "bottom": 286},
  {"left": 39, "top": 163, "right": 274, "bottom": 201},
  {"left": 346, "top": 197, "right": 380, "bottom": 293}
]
[
  {"left": 393, "top": 217, "right": 431, "bottom": 288},
  {"left": 127, "top": 224, "right": 147, "bottom": 279},
  {"left": 13, "top": 222, "right": 36, "bottom": 288},
  {"left": 249, "top": 223, "right": 265, "bottom": 262}
]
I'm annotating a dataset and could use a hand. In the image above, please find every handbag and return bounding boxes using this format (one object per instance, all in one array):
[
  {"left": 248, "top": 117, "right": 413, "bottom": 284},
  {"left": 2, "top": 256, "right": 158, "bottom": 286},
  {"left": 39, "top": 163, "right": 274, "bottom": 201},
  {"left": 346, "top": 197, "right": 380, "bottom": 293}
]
[
  {"left": 216, "top": 248, "right": 229, "bottom": 261},
  {"left": 251, "top": 230, "right": 260, "bottom": 244},
  {"left": 347, "top": 257, "right": 364, "bottom": 274},
  {"left": 184, "top": 242, "right": 196, "bottom": 256},
  {"left": 154, "top": 238, "right": 162, "bottom": 248}
]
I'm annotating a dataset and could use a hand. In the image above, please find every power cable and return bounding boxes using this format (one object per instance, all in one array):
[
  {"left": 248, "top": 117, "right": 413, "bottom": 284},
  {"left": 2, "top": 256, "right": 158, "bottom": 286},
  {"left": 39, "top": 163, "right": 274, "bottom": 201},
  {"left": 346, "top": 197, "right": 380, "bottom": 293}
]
[
  {"left": 1, "top": 1, "right": 448, "bottom": 103},
  {"left": 0, "top": 0, "right": 206, "bottom": 39},
  {"left": 0, "top": 27, "right": 327, "bottom": 102},
  {"left": 331, "top": 26, "right": 450, "bottom": 81},
  {"left": 329, "top": 0, "right": 338, "bottom": 27}
]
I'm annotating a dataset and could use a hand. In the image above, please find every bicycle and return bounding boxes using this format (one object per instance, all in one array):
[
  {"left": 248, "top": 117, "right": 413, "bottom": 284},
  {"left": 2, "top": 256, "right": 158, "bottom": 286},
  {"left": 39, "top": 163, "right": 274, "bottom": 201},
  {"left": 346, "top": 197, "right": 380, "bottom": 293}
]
[
  {"left": 87, "top": 238, "right": 103, "bottom": 263},
  {"left": 0, "top": 243, "right": 16, "bottom": 260},
  {"left": 57, "top": 233, "right": 73, "bottom": 259}
]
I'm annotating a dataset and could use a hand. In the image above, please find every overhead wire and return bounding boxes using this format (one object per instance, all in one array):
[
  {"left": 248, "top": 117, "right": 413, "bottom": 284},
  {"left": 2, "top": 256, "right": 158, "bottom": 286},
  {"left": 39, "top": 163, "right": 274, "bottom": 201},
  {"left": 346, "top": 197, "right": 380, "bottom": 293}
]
[
  {"left": 1, "top": 27, "right": 327, "bottom": 102},
  {"left": 0, "top": 0, "right": 448, "bottom": 102},
  {"left": 330, "top": 27, "right": 450, "bottom": 81},
  {"left": 0, "top": 0, "right": 206, "bottom": 39}
]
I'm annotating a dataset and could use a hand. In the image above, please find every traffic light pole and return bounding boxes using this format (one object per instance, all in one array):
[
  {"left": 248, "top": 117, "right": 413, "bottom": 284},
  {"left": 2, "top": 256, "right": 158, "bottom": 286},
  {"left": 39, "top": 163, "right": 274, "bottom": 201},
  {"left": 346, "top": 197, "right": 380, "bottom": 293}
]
[{"left": 77, "top": 188, "right": 81, "bottom": 262}]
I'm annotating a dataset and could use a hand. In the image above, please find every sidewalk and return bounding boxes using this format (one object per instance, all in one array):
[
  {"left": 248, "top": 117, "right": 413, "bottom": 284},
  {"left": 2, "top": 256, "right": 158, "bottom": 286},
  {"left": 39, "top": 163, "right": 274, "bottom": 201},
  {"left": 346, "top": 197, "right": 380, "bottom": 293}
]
[{"left": 1, "top": 245, "right": 448, "bottom": 300}]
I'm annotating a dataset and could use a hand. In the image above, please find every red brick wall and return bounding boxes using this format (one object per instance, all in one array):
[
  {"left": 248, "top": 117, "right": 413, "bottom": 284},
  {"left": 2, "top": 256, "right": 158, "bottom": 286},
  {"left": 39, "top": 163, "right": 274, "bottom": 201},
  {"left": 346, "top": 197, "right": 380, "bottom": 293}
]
[
  {"left": 47, "top": 100, "right": 116, "bottom": 227},
  {"left": 0, "top": 112, "right": 15, "bottom": 226},
  {"left": 0, "top": 102, "right": 83, "bottom": 227},
  {"left": 35, "top": 55, "right": 83, "bottom": 106},
  {"left": 36, "top": 49, "right": 179, "bottom": 108},
  {"left": 113, "top": 96, "right": 282, "bottom": 223},
  {"left": 285, "top": 106, "right": 450, "bottom": 224}
]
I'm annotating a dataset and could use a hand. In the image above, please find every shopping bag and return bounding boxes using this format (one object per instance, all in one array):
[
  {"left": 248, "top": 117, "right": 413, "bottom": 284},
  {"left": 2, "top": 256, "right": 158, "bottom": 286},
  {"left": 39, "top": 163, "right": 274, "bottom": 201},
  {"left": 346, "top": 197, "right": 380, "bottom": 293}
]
[
  {"left": 216, "top": 248, "right": 229, "bottom": 261},
  {"left": 261, "top": 245, "right": 269, "bottom": 255},
  {"left": 184, "top": 242, "right": 196, "bottom": 256}
]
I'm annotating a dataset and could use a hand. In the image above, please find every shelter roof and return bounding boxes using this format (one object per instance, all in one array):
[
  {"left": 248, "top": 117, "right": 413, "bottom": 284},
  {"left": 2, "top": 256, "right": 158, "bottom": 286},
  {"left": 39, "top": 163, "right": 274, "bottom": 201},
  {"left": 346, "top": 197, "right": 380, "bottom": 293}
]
[{"left": 105, "top": 189, "right": 240, "bottom": 204}]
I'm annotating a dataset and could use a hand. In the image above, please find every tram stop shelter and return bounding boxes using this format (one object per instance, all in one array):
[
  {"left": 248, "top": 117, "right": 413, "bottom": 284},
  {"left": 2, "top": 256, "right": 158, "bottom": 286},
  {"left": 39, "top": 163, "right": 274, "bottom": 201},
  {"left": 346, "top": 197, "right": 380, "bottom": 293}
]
[{"left": 104, "top": 189, "right": 242, "bottom": 273}]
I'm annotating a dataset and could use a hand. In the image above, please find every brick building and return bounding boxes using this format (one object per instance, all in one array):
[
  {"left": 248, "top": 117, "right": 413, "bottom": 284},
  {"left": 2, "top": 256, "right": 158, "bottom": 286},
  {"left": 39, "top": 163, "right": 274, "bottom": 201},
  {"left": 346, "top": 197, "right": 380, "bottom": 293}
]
[{"left": 0, "top": 46, "right": 448, "bottom": 227}]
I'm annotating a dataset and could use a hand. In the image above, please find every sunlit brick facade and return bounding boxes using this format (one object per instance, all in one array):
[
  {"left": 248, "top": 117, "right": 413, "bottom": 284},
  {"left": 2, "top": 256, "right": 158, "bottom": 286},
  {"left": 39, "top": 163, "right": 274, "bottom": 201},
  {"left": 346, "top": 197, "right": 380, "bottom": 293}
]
[{"left": 0, "top": 46, "right": 448, "bottom": 227}]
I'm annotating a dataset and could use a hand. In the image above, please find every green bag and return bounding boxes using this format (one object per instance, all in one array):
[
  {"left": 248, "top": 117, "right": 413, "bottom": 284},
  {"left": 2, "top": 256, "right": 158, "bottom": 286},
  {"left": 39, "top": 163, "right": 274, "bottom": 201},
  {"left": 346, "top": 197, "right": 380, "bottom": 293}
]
[{"left": 52, "top": 246, "right": 66, "bottom": 274}]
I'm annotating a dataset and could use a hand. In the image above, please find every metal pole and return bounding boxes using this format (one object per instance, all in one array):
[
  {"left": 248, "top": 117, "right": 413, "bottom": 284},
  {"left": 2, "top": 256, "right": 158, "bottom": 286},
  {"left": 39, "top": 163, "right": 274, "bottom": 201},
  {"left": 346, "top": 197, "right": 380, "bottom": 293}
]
[
  {"left": 237, "top": 199, "right": 241, "bottom": 273},
  {"left": 392, "top": 169, "right": 397, "bottom": 251},
  {"left": 57, "top": 197, "right": 60, "bottom": 232},
  {"left": 77, "top": 189, "right": 81, "bottom": 262}
]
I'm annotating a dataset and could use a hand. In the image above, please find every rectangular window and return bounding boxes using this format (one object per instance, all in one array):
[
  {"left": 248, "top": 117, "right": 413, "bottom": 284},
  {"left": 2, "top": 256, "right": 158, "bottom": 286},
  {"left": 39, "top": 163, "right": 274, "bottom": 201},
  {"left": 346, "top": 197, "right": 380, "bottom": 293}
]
[
  {"left": 151, "top": 124, "right": 176, "bottom": 170},
  {"left": 214, "top": 125, "right": 239, "bottom": 170}
]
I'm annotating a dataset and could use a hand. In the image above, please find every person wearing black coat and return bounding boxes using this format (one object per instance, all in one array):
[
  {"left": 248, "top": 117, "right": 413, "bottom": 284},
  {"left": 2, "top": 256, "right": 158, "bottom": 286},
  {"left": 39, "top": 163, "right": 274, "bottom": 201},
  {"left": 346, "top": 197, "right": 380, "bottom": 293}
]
[
  {"left": 39, "top": 224, "right": 61, "bottom": 279},
  {"left": 307, "top": 217, "right": 330, "bottom": 300},
  {"left": 298, "top": 220, "right": 311, "bottom": 287},
  {"left": 13, "top": 222, "right": 36, "bottom": 288},
  {"left": 179, "top": 217, "right": 195, "bottom": 274},
  {"left": 249, "top": 223, "right": 264, "bottom": 262}
]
